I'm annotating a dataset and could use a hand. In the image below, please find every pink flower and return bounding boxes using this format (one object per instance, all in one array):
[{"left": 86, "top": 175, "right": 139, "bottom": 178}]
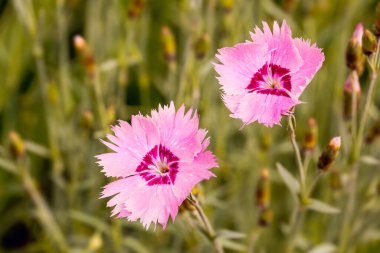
[
  {"left": 344, "top": 71, "right": 360, "bottom": 95},
  {"left": 214, "top": 20, "right": 325, "bottom": 127},
  {"left": 96, "top": 102, "right": 217, "bottom": 229},
  {"left": 352, "top": 23, "right": 364, "bottom": 46}
]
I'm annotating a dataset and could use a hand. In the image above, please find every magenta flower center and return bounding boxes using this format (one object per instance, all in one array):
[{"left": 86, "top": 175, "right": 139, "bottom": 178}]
[
  {"left": 136, "top": 145, "right": 179, "bottom": 186},
  {"left": 246, "top": 63, "right": 292, "bottom": 97}
]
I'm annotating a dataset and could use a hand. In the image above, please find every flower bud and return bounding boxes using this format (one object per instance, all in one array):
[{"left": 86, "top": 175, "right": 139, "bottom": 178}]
[
  {"left": 194, "top": 33, "right": 210, "bottom": 60},
  {"left": 346, "top": 24, "right": 365, "bottom": 74},
  {"left": 221, "top": 0, "right": 233, "bottom": 13},
  {"left": 365, "top": 120, "right": 380, "bottom": 144},
  {"left": 74, "top": 35, "right": 95, "bottom": 77},
  {"left": 191, "top": 185, "right": 201, "bottom": 198},
  {"left": 343, "top": 72, "right": 361, "bottom": 120},
  {"left": 80, "top": 111, "right": 94, "bottom": 130},
  {"left": 317, "top": 137, "right": 341, "bottom": 172},
  {"left": 281, "top": 0, "right": 298, "bottom": 12},
  {"left": 258, "top": 207, "right": 273, "bottom": 227},
  {"left": 107, "top": 105, "right": 116, "bottom": 125},
  {"left": 161, "top": 26, "right": 176, "bottom": 63},
  {"left": 128, "top": 0, "right": 145, "bottom": 19},
  {"left": 179, "top": 186, "right": 201, "bottom": 213},
  {"left": 87, "top": 232, "right": 103, "bottom": 252},
  {"left": 362, "top": 29, "right": 378, "bottom": 55},
  {"left": 256, "top": 168, "right": 270, "bottom": 208},
  {"left": 302, "top": 117, "right": 318, "bottom": 153},
  {"left": 9, "top": 131, "right": 25, "bottom": 158},
  {"left": 179, "top": 198, "right": 196, "bottom": 212}
]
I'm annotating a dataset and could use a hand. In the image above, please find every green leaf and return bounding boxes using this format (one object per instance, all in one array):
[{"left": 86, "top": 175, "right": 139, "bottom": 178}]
[
  {"left": 0, "top": 158, "right": 18, "bottom": 175},
  {"left": 308, "top": 199, "right": 340, "bottom": 214},
  {"left": 219, "top": 238, "right": 246, "bottom": 252},
  {"left": 217, "top": 230, "right": 246, "bottom": 240},
  {"left": 308, "top": 243, "right": 336, "bottom": 253},
  {"left": 68, "top": 210, "right": 110, "bottom": 233},
  {"left": 123, "top": 237, "right": 150, "bottom": 253},
  {"left": 360, "top": 156, "right": 380, "bottom": 165},
  {"left": 276, "top": 162, "right": 300, "bottom": 198},
  {"left": 25, "top": 141, "right": 50, "bottom": 158}
]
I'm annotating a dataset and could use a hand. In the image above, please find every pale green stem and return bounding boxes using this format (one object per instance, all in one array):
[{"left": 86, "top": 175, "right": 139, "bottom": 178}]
[
  {"left": 190, "top": 194, "right": 224, "bottom": 253},
  {"left": 287, "top": 115, "right": 306, "bottom": 199},
  {"left": 338, "top": 67, "right": 378, "bottom": 253},
  {"left": 56, "top": 0, "right": 71, "bottom": 114},
  {"left": 285, "top": 205, "right": 305, "bottom": 253},
  {"left": 307, "top": 171, "right": 323, "bottom": 196},
  {"left": 19, "top": 159, "right": 68, "bottom": 252},
  {"left": 338, "top": 164, "right": 359, "bottom": 253},
  {"left": 354, "top": 70, "right": 378, "bottom": 159},
  {"left": 285, "top": 115, "right": 311, "bottom": 253},
  {"left": 90, "top": 70, "right": 108, "bottom": 133}
]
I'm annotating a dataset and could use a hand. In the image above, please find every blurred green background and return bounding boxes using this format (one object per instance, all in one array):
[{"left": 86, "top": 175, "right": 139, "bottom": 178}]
[{"left": 1, "top": 0, "right": 380, "bottom": 252}]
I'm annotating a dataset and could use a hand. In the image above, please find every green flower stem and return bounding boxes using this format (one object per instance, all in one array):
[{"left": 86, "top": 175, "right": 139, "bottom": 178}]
[
  {"left": 286, "top": 114, "right": 321, "bottom": 253},
  {"left": 338, "top": 67, "right": 378, "bottom": 253},
  {"left": 18, "top": 158, "right": 68, "bottom": 252},
  {"left": 88, "top": 69, "right": 108, "bottom": 133},
  {"left": 190, "top": 194, "right": 224, "bottom": 253},
  {"left": 29, "top": 11, "right": 65, "bottom": 190},
  {"left": 287, "top": 115, "right": 306, "bottom": 200},
  {"left": 56, "top": 0, "right": 72, "bottom": 115},
  {"left": 354, "top": 70, "right": 377, "bottom": 160},
  {"left": 338, "top": 163, "right": 359, "bottom": 253},
  {"left": 285, "top": 205, "right": 305, "bottom": 253}
]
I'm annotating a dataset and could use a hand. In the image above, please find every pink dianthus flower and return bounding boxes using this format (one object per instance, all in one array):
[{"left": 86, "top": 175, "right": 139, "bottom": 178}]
[
  {"left": 214, "top": 20, "right": 325, "bottom": 127},
  {"left": 97, "top": 102, "right": 217, "bottom": 229}
]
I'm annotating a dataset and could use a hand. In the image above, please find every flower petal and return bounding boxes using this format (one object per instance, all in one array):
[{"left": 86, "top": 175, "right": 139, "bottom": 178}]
[
  {"left": 215, "top": 42, "right": 269, "bottom": 94},
  {"left": 250, "top": 20, "right": 303, "bottom": 73},
  {"left": 291, "top": 38, "right": 325, "bottom": 97},
  {"left": 233, "top": 91, "right": 299, "bottom": 127}
]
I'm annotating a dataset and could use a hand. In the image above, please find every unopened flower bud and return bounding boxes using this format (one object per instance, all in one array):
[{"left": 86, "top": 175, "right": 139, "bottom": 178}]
[
  {"left": 87, "top": 232, "right": 103, "bottom": 252},
  {"left": 343, "top": 72, "right": 361, "bottom": 120},
  {"left": 80, "top": 111, "right": 94, "bottom": 130},
  {"left": 194, "top": 33, "right": 210, "bottom": 60},
  {"left": 161, "top": 26, "right": 176, "bottom": 62},
  {"left": 74, "top": 35, "right": 96, "bottom": 77},
  {"left": 256, "top": 168, "right": 270, "bottom": 208},
  {"left": 374, "top": 3, "right": 380, "bottom": 36},
  {"left": 179, "top": 186, "right": 201, "bottom": 213},
  {"left": 9, "top": 131, "right": 25, "bottom": 158},
  {"left": 191, "top": 185, "right": 201, "bottom": 198},
  {"left": 302, "top": 117, "right": 318, "bottom": 153},
  {"left": 221, "top": 0, "right": 233, "bottom": 13},
  {"left": 107, "top": 105, "right": 116, "bottom": 125},
  {"left": 317, "top": 137, "right": 341, "bottom": 172},
  {"left": 74, "top": 35, "right": 86, "bottom": 51},
  {"left": 362, "top": 29, "right": 378, "bottom": 55},
  {"left": 281, "top": 0, "right": 298, "bottom": 12},
  {"left": 179, "top": 198, "right": 196, "bottom": 212},
  {"left": 258, "top": 207, "right": 272, "bottom": 227},
  {"left": 365, "top": 120, "right": 380, "bottom": 144},
  {"left": 346, "top": 24, "right": 365, "bottom": 74},
  {"left": 330, "top": 169, "right": 342, "bottom": 190},
  {"left": 128, "top": 0, "right": 145, "bottom": 19}
]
